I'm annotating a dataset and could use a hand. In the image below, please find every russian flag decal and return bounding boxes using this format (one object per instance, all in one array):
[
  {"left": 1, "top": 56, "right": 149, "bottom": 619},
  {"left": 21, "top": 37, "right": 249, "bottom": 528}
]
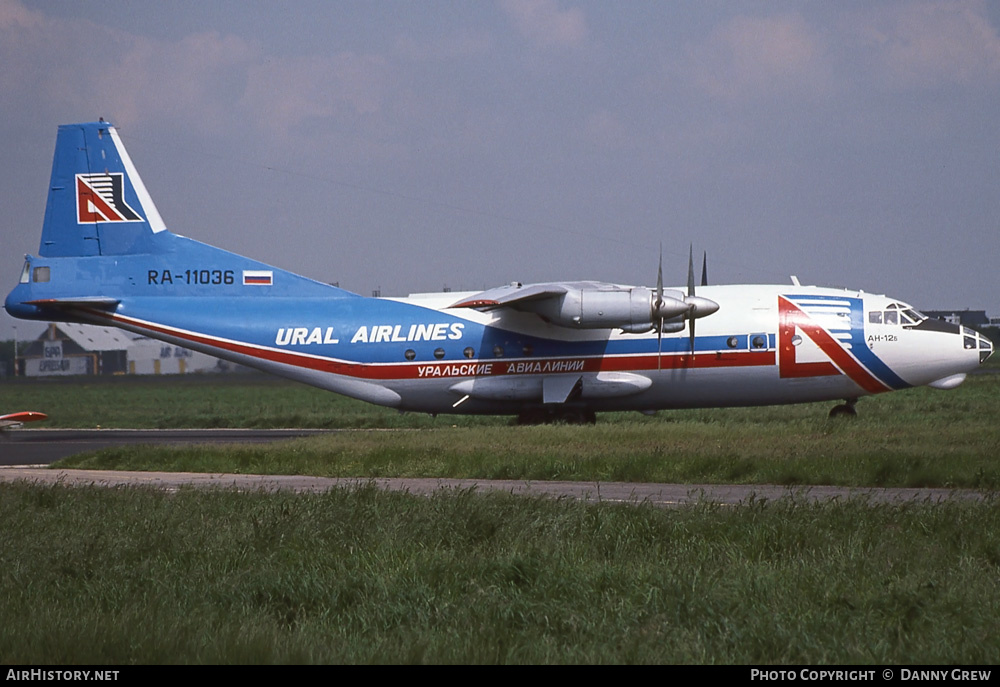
[{"left": 243, "top": 270, "right": 273, "bottom": 286}]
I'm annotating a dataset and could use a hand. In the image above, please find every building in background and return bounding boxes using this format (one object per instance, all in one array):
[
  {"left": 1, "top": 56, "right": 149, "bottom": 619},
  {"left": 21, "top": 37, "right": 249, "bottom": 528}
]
[
  {"left": 13, "top": 323, "right": 230, "bottom": 377},
  {"left": 922, "top": 310, "right": 990, "bottom": 328}
]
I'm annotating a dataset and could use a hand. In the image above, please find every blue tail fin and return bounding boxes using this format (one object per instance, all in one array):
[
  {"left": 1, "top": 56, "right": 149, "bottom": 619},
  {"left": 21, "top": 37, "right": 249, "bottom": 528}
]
[{"left": 40, "top": 121, "right": 168, "bottom": 257}]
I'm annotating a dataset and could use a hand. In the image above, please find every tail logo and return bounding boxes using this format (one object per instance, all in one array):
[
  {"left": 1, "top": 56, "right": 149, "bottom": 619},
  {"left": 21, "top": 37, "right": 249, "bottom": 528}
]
[{"left": 76, "top": 173, "right": 143, "bottom": 223}]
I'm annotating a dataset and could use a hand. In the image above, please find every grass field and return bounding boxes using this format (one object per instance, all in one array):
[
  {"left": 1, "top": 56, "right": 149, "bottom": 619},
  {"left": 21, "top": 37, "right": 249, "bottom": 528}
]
[
  {"left": 2, "top": 366, "right": 998, "bottom": 663},
  {"left": 2, "top": 482, "right": 999, "bottom": 664},
  {"left": 8, "top": 361, "right": 993, "bottom": 489}
]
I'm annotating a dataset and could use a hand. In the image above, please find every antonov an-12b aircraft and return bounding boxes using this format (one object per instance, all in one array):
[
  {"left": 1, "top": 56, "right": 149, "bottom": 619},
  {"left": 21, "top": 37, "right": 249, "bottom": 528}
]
[{"left": 5, "top": 122, "right": 993, "bottom": 423}]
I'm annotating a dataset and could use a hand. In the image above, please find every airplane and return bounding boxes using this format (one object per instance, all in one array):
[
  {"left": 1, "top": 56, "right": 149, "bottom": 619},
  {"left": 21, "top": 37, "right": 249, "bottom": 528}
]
[
  {"left": 0, "top": 412, "right": 48, "bottom": 431},
  {"left": 4, "top": 121, "right": 994, "bottom": 424}
]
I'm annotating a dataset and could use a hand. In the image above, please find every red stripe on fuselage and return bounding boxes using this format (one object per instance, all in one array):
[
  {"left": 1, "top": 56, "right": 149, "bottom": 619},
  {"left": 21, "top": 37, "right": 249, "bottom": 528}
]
[
  {"left": 83, "top": 308, "right": 776, "bottom": 381},
  {"left": 777, "top": 296, "right": 889, "bottom": 394}
]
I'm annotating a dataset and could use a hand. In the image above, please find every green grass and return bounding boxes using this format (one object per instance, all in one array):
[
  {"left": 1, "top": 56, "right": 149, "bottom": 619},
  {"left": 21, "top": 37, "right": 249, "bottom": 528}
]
[
  {"left": 2, "top": 482, "right": 998, "bottom": 664},
  {"left": 5, "top": 365, "right": 999, "bottom": 663},
  {"left": 58, "top": 417, "right": 1000, "bottom": 488},
  {"left": 0, "top": 373, "right": 507, "bottom": 428}
]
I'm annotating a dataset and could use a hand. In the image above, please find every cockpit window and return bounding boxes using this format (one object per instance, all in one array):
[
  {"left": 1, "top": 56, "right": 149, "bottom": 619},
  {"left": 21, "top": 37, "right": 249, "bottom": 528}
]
[
  {"left": 871, "top": 304, "right": 927, "bottom": 327},
  {"left": 19, "top": 261, "right": 30, "bottom": 284},
  {"left": 33, "top": 266, "right": 50, "bottom": 283}
]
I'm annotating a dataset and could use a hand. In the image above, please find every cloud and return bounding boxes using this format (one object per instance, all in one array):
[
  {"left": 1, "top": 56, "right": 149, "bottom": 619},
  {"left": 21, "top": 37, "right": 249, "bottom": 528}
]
[
  {"left": 858, "top": 1, "right": 1000, "bottom": 89},
  {"left": 96, "top": 32, "right": 257, "bottom": 133},
  {"left": 0, "top": 0, "right": 41, "bottom": 28},
  {"left": 499, "top": 0, "right": 588, "bottom": 48},
  {"left": 0, "top": 2, "right": 255, "bottom": 133},
  {"left": 242, "top": 53, "right": 392, "bottom": 131},
  {"left": 0, "top": 0, "right": 395, "bottom": 153},
  {"left": 394, "top": 30, "right": 494, "bottom": 62},
  {"left": 691, "top": 13, "right": 831, "bottom": 102}
]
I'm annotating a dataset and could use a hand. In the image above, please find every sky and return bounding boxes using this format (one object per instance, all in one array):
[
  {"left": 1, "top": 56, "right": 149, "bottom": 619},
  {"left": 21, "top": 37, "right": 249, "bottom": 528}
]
[{"left": 2, "top": 0, "right": 998, "bottom": 341}]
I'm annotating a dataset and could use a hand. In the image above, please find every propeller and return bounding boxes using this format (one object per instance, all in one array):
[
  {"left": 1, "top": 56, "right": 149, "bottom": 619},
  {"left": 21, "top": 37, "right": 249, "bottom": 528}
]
[
  {"left": 682, "top": 246, "right": 721, "bottom": 354},
  {"left": 649, "top": 245, "right": 719, "bottom": 367}
]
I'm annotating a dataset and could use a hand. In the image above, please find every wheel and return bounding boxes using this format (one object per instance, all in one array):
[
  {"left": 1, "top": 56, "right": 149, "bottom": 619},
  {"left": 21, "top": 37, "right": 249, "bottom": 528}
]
[
  {"left": 828, "top": 403, "right": 857, "bottom": 418},
  {"left": 516, "top": 409, "right": 547, "bottom": 425}
]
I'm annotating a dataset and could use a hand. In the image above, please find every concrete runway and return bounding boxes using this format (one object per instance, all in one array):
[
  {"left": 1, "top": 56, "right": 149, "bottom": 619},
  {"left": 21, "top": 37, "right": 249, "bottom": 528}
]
[
  {"left": 0, "top": 428, "right": 992, "bottom": 507},
  {"left": 0, "top": 466, "right": 991, "bottom": 506}
]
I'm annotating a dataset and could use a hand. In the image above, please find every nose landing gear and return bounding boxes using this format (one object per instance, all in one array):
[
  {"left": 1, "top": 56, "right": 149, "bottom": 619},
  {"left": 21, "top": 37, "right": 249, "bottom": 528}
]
[{"left": 829, "top": 398, "right": 858, "bottom": 418}]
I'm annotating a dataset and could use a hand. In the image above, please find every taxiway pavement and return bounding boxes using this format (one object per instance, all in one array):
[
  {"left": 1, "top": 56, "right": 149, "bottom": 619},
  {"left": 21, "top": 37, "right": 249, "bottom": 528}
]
[{"left": 1, "top": 428, "right": 990, "bottom": 507}]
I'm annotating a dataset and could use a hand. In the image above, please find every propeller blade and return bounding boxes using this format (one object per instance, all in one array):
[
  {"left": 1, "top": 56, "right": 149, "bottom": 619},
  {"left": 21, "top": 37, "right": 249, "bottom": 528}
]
[
  {"left": 656, "top": 244, "right": 663, "bottom": 370},
  {"left": 657, "top": 320, "right": 663, "bottom": 371},
  {"left": 687, "top": 245, "right": 695, "bottom": 298},
  {"left": 655, "top": 244, "right": 663, "bottom": 308},
  {"left": 701, "top": 251, "right": 708, "bottom": 287}
]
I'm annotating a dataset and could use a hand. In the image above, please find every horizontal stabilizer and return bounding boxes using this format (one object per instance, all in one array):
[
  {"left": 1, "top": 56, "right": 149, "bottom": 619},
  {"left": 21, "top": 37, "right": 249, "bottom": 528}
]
[
  {"left": 0, "top": 411, "right": 48, "bottom": 430},
  {"left": 24, "top": 297, "right": 120, "bottom": 310}
]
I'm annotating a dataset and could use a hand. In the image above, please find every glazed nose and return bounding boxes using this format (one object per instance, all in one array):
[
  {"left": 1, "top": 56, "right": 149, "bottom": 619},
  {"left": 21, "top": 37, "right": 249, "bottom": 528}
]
[{"left": 964, "top": 327, "right": 994, "bottom": 364}]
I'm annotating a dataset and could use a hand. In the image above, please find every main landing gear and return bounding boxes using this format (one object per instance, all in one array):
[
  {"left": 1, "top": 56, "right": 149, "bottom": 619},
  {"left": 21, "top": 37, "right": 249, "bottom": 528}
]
[
  {"left": 828, "top": 398, "right": 858, "bottom": 418},
  {"left": 516, "top": 407, "right": 597, "bottom": 425}
]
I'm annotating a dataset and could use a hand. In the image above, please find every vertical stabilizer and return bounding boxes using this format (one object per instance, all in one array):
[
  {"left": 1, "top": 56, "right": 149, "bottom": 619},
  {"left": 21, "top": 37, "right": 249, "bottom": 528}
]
[{"left": 40, "top": 121, "right": 167, "bottom": 257}]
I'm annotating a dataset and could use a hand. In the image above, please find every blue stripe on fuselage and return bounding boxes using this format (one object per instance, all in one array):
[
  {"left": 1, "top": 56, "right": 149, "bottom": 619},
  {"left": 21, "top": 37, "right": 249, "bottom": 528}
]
[
  {"left": 785, "top": 293, "right": 910, "bottom": 391},
  {"left": 117, "top": 295, "right": 780, "bottom": 366}
]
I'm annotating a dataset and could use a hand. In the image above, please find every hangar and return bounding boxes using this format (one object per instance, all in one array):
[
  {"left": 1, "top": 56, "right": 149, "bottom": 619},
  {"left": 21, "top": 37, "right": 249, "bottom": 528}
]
[{"left": 13, "top": 323, "right": 226, "bottom": 377}]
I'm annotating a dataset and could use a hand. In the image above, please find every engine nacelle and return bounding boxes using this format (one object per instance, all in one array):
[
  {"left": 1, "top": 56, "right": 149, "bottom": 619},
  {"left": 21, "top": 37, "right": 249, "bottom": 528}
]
[{"left": 528, "top": 287, "right": 689, "bottom": 331}]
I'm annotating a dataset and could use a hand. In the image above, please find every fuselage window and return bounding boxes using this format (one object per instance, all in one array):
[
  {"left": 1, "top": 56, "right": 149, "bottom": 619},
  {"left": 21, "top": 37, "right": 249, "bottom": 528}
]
[
  {"left": 522, "top": 344, "right": 533, "bottom": 357},
  {"left": 463, "top": 347, "right": 475, "bottom": 359},
  {"left": 433, "top": 348, "right": 446, "bottom": 360},
  {"left": 404, "top": 349, "right": 416, "bottom": 361},
  {"left": 33, "top": 266, "right": 50, "bottom": 283},
  {"left": 493, "top": 345, "right": 504, "bottom": 358},
  {"left": 751, "top": 335, "right": 766, "bottom": 349},
  {"left": 726, "top": 336, "right": 738, "bottom": 348}
]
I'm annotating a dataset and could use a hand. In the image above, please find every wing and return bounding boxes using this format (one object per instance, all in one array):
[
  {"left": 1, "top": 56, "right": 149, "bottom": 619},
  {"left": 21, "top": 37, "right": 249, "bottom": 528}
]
[
  {"left": 450, "top": 282, "right": 587, "bottom": 311},
  {"left": 449, "top": 280, "right": 691, "bottom": 332}
]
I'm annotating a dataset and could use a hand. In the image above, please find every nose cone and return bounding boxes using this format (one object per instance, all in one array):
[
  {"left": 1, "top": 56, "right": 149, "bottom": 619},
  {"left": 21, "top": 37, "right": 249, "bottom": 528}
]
[{"left": 910, "top": 321, "right": 992, "bottom": 389}]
